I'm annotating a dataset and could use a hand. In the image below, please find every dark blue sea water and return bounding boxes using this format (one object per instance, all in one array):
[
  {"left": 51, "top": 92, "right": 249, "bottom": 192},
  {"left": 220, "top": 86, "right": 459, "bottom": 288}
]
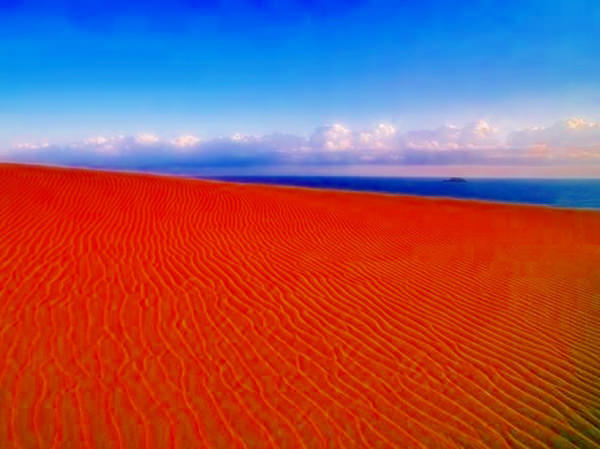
[{"left": 206, "top": 176, "right": 600, "bottom": 210}]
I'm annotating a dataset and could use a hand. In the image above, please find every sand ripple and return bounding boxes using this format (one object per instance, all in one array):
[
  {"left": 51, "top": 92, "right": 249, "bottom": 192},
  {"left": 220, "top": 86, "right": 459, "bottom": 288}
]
[{"left": 0, "top": 164, "right": 599, "bottom": 448}]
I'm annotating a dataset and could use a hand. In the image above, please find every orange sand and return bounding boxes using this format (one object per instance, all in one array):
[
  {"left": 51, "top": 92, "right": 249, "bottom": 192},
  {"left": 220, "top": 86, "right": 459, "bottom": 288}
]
[{"left": 0, "top": 163, "right": 599, "bottom": 448}]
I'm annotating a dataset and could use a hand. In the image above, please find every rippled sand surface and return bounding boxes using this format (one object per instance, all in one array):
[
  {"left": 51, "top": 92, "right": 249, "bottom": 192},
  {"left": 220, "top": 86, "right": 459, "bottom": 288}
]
[{"left": 1, "top": 164, "right": 599, "bottom": 448}]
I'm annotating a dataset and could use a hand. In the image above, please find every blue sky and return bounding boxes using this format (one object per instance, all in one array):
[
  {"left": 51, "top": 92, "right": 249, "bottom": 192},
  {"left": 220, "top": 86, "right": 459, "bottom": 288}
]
[{"left": 1, "top": 0, "right": 599, "bottom": 175}]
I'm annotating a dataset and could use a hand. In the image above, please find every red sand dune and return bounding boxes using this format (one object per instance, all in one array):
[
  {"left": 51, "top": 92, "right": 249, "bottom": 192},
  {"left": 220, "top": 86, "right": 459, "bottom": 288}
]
[{"left": 0, "top": 163, "right": 599, "bottom": 449}]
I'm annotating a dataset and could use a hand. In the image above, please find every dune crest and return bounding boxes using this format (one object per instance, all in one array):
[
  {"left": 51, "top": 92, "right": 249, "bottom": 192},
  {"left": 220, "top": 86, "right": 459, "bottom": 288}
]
[{"left": 0, "top": 163, "right": 599, "bottom": 448}]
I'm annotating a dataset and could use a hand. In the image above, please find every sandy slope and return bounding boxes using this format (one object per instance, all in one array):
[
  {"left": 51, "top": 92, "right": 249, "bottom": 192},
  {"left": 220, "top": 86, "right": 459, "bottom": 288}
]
[{"left": 0, "top": 163, "right": 599, "bottom": 449}]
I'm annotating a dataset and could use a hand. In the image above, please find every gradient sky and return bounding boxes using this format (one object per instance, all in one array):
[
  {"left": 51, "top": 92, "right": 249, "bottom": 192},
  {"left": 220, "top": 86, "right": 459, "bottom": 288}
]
[{"left": 1, "top": 0, "right": 599, "bottom": 175}]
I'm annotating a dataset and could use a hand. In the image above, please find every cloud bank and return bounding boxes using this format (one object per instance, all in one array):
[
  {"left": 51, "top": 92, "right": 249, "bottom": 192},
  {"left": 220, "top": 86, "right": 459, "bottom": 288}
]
[{"left": 3, "top": 118, "right": 600, "bottom": 175}]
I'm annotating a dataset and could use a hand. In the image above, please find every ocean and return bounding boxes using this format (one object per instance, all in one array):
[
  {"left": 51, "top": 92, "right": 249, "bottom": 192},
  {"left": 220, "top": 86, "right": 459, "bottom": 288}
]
[{"left": 205, "top": 176, "right": 600, "bottom": 210}]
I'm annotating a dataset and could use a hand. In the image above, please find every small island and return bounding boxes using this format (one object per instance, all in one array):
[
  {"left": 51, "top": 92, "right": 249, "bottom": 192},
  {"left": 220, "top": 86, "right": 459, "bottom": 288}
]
[{"left": 443, "top": 177, "right": 467, "bottom": 183}]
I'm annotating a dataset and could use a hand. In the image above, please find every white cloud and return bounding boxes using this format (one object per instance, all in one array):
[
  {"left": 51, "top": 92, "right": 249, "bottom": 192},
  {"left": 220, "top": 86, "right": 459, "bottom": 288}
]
[
  {"left": 15, "top": 141, "right": 49, "bottom": 151},
  {"left": 509, "top": 118, "right": 600, "bottom": 151},
  {"left": 4, "top": 117, "right": 600, "bottom": 170},
  {"left": 401, "top": 120, "right": 500, "bottom": 151},
  {"left": 135, "top": 133, "right": 159, "bottom": 144},
  {"left": 565, "top": 117, "right": 596, "bottom": 130},
  {"left": 172, "top": 135, "right": 201, "bottom": 148},
  {"left": 310, "top": 124, "right": 353, "bottom": 151},
  {"left": 357, "top": 123, "right": 397, "bottom": 150},
  {"left": 85, "top": 136, "right": 108, "bottom": 145},
  {"left": 231, "top": 132, "right": 246, "bottom": 142}
]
